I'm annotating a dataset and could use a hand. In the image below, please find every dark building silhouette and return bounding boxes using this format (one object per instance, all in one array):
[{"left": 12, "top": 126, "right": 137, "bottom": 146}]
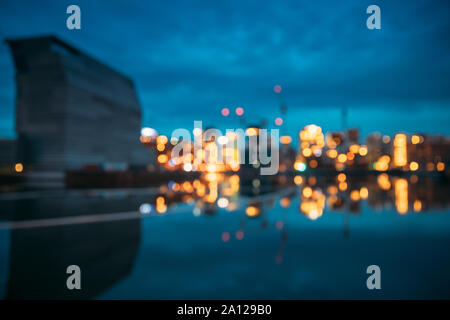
[
  {"left": 5, "top": 218, "right": 141, "bottom": 299},
  {"left": 6, "top": 35, "right": 149, "bottom": 171},
  {"left": 2, "top": 193, "right": 142, "bottom": 299},
  {"left": 0, "top": 139, "right": 16, "bottom": 167}
]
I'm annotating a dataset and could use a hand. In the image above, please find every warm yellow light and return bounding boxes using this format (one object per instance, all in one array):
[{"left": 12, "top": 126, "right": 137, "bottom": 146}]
[
  {"left": 246, "top": 206, "right": 260, "bottom": 217},
  {"left": 359, "top": 187, "right": 369, "bottom": 199},
  {"left": 302, "top": 187, "right": 313, "bottom": 198},
  {"left": 349, "top": 144, "right": 360, "bottom": 154},
  {"left": 395, "top": 178, "right": 408, "bottom": 214},
  {"left": 182, "top": 181, "right": 194, "bottom": 193},
  {"left": 156, "top": 204, "right": 167, "bottom": 213},
  {"left": 280, "top": 135, "right": 292, "bottom": 144},
  {"left": 437, "top": 162, "right": 445, "bottom": 171},
  {"left": 359, "top": 146, "right": 368, "bottom": 156},
  {"left": 409, "top": 161, "right": 419, "bottom": 171},
  {"left": 156, "top": 196, "right": 167, "bottom": 214},
  {"left": 280, "top": 197, "right": 291, "bottom": 208},
  {"left": 294, "top": 175, "right": 303, "bottom": 185},
  {"left": 157, "top": 143, "right": 165, "bottom": 152},
  {"left": 337, "top": 173, "right": 346, "bottom": 182},
  {"left": 327, "top": 149, "right": 337, "bottom": 159},
  {"left": 338, "top": 182, "right": 347, "bottom": 191},
  {"left": 346, "top": 152, "right": 354, "bottom": 161},
  {"left": 157, "top": 135, "right": 168, "bottom": 145},
  {"left": 302, "top": 148, "right": 312, "bottom": 157},
  {"left": 413, "top": 200, "right": 422, "bottom": 212},
  {"left": 171, "top": 182, "right": 180, "bottom": 191},
  {"left": 375, "top": 155, "right": 390, "bottom": 171},
  {"left": 157, "top": 154, "right": 168, "bottom": 163},
  {"left": 14, "top": 163, "right": 23, "bottom": 173},
  {"left": 246, "top": 127, "right": 259, "bottom": 136},
  {"left": 205, "top": 172, "right": 219, "bottom": 182},
  {"left": 300, "top": 190, "right": 325, "bottom": 220},
  {"left": 377, "top": 173, "right": 391, "bottom": 190},
  {"left": 350, "top": 190, "right": 360, "bottom": 201},
  {"left": 393, "top": 134, "right": 407, "bottom": 167},
  {"left": 327, "top": 185, "right": 338, "bottom": 195},
  {"left": 411, "top": 135, "right": 420, "bottom": 144},
  {"left": 337, "top": 154, "right": 347, "bottom": 163},
  {"left": 140, "top": 136, "right": 151, "bottom": 143}
]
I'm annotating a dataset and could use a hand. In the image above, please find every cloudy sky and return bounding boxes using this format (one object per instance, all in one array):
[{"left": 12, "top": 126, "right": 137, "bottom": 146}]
[{"left": 0, "top": 0, "right": 449, "bottom": 140}]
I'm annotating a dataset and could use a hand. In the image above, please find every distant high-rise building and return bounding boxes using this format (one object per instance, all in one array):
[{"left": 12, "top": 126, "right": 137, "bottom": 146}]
[{"left": 6, "top": 35, "right": 149, "bottom": 171}]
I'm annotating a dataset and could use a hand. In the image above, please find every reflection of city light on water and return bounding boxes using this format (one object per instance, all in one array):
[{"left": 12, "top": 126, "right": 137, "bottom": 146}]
[
  {"left": 300, "top": 188, "right": 325, "bottom": 220},
  {"left": 302, "top": 187, "right": 312, "bottom": 198},
  {"left": 395, "top": 178, "right": 408, "bottom": 214},
  {"left": 221, "top": 232, "right": 230, "bottom": 242},
  {"left": 136, "top": 170, "right": 440, "bottom": 228},
  {"left": 377, "top": 173, "right": 391, "bottom": 190},
  {"left": 193, "top": 207, "right": 201, "bottom": 216},
  {"left": 280, "top": 197, "right": 291, "bottom": 208},
  {"left": 246, "top": 206, "right": 260, "bottom": 217}
]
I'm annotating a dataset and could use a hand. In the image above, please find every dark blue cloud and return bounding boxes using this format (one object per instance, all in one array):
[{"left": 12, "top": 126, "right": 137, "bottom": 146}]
[{"left": 0, "top": 0, "right": 449, "bottom": 139}]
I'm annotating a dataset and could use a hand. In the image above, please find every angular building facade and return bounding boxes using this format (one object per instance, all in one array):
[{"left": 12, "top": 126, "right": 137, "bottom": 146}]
[{"left": 6, "top": 35, "right": 149, "bottom": 171}]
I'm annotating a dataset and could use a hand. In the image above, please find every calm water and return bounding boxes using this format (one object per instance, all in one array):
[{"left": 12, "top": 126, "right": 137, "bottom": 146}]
[{"left": 1, "top": 174, "right": 450, "bottom": 299}]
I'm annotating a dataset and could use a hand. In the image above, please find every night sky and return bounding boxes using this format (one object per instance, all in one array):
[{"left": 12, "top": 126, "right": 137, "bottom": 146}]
[{"left": 0, "top": 0, "right": 449, "bottom": 140}]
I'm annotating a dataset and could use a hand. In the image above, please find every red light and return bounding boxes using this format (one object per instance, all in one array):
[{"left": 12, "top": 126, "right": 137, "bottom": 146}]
[
  {"left": 275, "top": 117, "right": 283, "bottom": 126},
  {"left": 236, "top": 230, "right": 244, "bottom": 240},
  {"left": 221, "top": 107, "right": 229, "bottom": 116},
  {"left": 274, "top": 85, "right": 282, "bottom": 94},
  {"left": 235, "top": 107, "right": 244, "bottom": 116},
  {"left": 221, "top": 232, "right": 230, "bottom": 242},
  {"left": 276, "top": 221, "right": 284, "bottom": 230}
]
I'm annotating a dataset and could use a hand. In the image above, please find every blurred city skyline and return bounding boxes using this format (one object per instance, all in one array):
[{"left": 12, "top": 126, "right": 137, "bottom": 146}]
[{"left": 1, "top": 0, "right": 450, "bottom": 140}]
